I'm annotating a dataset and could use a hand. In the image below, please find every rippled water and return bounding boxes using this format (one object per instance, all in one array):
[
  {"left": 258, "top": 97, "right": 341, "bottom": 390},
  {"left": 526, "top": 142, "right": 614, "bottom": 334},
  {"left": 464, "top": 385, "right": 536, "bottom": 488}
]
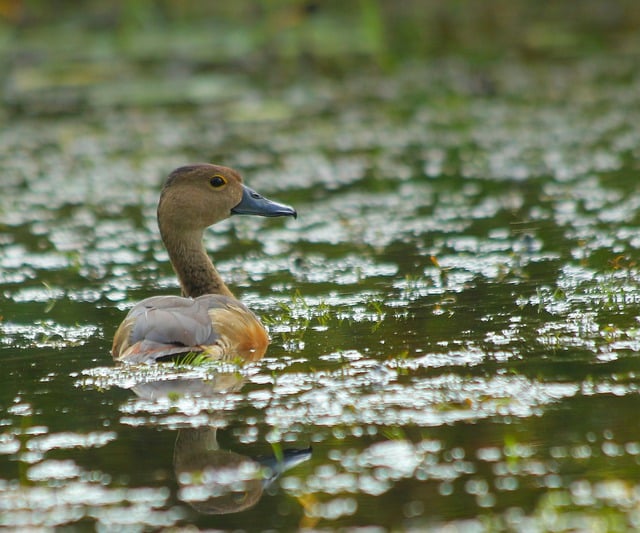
[{"left": 2, "top": 22, "right": 640, "bottom": 530}]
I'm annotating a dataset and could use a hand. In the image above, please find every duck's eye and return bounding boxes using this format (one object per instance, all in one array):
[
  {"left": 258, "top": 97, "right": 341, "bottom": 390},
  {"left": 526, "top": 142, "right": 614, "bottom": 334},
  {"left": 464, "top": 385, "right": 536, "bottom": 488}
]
[{"left": 209, "top": 175, "right": 226, "bottom": 188}]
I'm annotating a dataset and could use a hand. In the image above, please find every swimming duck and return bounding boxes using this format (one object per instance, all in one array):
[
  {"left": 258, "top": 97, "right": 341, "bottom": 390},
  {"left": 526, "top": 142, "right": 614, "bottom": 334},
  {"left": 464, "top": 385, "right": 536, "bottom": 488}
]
[{"left": 111, "top": 163, "right": 297, "bottom": 364}]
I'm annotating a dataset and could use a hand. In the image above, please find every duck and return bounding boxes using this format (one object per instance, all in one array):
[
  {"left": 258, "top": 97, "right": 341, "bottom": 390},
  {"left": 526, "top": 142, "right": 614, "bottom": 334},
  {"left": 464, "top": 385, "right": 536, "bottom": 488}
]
[{"left": 111, "top": 163, "right": 297, "bottom": 364}]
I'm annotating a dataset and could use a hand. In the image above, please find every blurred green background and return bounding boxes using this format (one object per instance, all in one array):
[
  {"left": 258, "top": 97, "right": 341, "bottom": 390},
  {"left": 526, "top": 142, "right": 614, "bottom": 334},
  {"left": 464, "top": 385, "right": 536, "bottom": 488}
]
[{"left": 2, "top": 0, "right": 639, "bottom": 71}]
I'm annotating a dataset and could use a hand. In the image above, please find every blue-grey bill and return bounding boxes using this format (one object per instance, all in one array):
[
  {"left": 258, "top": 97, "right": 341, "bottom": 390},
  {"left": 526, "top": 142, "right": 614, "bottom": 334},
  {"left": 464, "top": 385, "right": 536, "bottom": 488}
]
[{"left": 231, "top": 185, "right": 297, "bottom": 218}]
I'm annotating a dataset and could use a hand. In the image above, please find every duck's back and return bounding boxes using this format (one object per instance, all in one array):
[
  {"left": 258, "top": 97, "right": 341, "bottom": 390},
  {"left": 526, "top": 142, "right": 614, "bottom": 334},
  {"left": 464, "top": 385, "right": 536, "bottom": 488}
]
[{"left": 112, "top": 294, "right": 269, "bottom": 364}]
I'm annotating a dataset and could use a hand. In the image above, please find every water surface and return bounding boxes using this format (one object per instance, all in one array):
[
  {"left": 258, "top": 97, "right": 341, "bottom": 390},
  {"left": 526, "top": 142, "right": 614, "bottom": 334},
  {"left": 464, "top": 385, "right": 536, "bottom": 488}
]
[{"left": 2, "top": 20, "right": 640, "bottom": 531}]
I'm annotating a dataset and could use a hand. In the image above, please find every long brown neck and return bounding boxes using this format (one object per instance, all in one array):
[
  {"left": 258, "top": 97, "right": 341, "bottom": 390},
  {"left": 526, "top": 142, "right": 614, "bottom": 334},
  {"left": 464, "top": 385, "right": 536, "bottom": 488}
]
[{"left": 160, "top": 226, "right": 234, "bottom": 298}]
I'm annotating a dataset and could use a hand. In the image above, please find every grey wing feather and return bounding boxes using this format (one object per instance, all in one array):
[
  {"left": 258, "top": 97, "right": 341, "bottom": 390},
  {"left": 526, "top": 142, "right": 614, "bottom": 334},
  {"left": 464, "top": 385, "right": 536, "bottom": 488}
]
[
  {"left": 126, "top": 295, "right": 235, "bottom": 347},
  {"left": 113, "top": 294, "right": 257, "bottom": 363}
]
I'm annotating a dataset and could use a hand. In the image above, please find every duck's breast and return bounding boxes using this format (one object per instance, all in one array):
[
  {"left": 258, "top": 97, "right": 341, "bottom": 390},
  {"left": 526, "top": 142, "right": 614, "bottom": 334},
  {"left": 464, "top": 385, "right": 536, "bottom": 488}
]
[{"left": 112, "top": 294, "right": 269, "bottom": 364}]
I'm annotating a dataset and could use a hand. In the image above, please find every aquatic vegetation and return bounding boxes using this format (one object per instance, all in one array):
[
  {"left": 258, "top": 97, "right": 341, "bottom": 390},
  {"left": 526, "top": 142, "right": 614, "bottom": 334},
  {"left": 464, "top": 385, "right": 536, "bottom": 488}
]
[{"left": 2, "top": 11, "right": 640, "bottom": 529}]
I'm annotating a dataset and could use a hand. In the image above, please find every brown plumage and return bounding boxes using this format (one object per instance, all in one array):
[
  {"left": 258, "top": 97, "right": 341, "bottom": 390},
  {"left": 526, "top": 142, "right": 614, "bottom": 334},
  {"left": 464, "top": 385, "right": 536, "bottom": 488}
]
[{"left": 111, "top": 164, "right": 297, "bottom": 363}]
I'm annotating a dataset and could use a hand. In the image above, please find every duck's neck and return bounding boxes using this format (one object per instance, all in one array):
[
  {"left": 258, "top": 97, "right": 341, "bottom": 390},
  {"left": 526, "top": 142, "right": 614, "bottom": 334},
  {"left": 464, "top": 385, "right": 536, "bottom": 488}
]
[{"left": 161, "top": 227, "right": 234, "bottom": 299}]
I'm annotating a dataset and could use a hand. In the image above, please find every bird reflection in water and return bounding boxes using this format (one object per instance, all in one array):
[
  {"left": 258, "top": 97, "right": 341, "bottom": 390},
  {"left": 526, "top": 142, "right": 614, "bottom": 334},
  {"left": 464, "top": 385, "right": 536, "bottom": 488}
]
[
  {"left": 130, "top": 374, "right": 311, "bottom": 515},
  {"left": 174, "top": 425, "right": 311, "bottom": 515}
]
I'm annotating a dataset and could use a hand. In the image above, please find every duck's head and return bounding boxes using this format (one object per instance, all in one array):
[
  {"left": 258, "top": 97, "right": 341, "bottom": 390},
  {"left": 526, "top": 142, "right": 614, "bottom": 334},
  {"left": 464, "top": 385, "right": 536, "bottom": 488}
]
[{"left": 158, "top": 163, "right": 297, "bottom": 232}]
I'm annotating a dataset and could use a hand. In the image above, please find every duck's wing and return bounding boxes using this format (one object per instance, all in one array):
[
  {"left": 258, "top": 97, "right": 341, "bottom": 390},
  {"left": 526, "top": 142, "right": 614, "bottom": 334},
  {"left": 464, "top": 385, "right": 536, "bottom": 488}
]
[
  {"left": 112, "top": 295, "right": 220, "bottom": 363},
  {"left": 112, "top": 295, "right": 269, "bottom": 364}
]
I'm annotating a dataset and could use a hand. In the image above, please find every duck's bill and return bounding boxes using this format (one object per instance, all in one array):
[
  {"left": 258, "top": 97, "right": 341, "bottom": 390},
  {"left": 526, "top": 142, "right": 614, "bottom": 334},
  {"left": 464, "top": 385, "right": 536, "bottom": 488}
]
[{"left": 231, "top": 185, "right": 297, "bottom": 218}]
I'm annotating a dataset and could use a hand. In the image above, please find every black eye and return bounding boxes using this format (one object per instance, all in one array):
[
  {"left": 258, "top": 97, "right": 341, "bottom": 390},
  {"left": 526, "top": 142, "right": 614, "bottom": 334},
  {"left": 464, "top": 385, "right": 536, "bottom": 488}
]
[{"left": 210, "top": 175, "right": 226, "bottom": 188}]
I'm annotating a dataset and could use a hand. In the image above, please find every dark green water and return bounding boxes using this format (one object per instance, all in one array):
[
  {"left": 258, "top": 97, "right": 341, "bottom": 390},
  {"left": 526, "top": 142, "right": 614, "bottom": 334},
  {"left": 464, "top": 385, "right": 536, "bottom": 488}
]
[{"left": 2, "top": 10, "right": 640, "bottom": 531}]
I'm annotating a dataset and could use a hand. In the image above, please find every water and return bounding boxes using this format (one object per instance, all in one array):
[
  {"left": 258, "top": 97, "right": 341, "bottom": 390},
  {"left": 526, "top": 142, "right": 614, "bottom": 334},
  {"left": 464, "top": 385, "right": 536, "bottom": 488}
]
[{"left": 2, "top": 17, "right": 640, "bottom": 531}]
